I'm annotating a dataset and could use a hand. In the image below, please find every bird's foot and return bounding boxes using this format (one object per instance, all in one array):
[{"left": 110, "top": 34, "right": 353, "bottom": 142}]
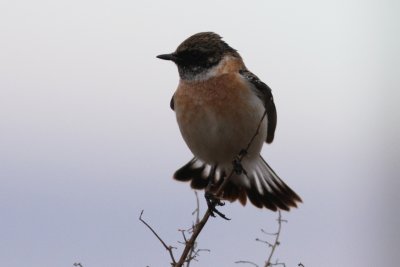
[{"left": 204, "top": 192, "right": 230, "bottom": 220}]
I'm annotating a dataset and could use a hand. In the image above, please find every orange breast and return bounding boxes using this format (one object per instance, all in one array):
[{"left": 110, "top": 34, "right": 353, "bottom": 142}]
[
  {"left": 174, "top": 56, "right": 248, "bottom": 118},
  {"left": 172, "top": 57, "right": 266, "bottom": 164},
  {"left": 175, "top": 73, "right": 251, "bottom": 123}
]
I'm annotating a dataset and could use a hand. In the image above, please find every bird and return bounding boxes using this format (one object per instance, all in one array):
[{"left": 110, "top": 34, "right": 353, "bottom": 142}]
[{"left": 157, "top": 32, "right": 301, "bottom": 215}]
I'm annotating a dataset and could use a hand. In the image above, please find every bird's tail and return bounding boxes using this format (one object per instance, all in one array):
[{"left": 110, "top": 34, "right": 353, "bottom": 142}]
[{"left": 173, "top": 156, "right": 302, "bottom": 211}]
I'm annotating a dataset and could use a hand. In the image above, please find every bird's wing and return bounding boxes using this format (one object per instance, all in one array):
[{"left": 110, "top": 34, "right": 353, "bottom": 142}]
[
  {"left": 170, "top": 94, "right": 175, "bottom": 110},
  {"left": 239, "top": 69, "right": 277, "bottom": 143}
]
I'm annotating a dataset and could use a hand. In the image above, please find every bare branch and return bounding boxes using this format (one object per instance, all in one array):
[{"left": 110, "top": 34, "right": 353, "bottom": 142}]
[
  {"left": 256, "top": 238, "right": 274, "bottom": 247},
  {"left": 140, "top": 110, "right": 267, "bottom": 267},
  {"left": 174, "top": 110, "right": 268, "bottom": 267},
  {"left": 185, "top": 191, "right": 201, "bottom": 267},
  {"left": 243, "top": 110, "right": 268, "bottom": 154},
  {"left": 265, "top": 211, "right": 284, "bottom": 267},
  {"left": 139, "top": 210, "right": 177, "bottom": 265},
  {"left": 235, "top": 260, "right": 260, "bottom": 267},
  {"left": 236, "top": 210, "right": 287, "bottom": 267},
  {"left": 261, "top": 229, "right": 278, "bottom": 236}
]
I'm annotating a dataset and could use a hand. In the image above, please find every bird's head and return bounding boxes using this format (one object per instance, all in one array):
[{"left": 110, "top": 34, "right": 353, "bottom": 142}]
[{"left": 157, "top": 32, "right": 239, "bottom": 80}]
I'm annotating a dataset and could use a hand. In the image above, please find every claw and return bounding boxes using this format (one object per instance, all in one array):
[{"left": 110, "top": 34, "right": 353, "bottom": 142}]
[{"left": 204, "top": 192, "right": 230, "bottom": 220}]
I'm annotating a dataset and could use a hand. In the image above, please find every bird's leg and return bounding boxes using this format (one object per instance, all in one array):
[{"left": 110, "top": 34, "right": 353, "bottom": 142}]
[
  {"left": 205, "top": 165, "right": 217, "bottom": 194},
  {"left": 204, "top": 165, "right": 230, "bottom": 220}
]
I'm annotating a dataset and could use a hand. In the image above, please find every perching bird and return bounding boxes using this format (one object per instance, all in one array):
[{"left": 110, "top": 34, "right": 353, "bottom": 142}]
[{"left": 157, "top": 32, "right": 301, "bottom": 214}]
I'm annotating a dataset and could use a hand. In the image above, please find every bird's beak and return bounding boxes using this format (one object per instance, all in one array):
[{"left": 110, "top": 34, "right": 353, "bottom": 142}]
[{"left": 156, "top": 53, "right": 179, "bottom": 62}]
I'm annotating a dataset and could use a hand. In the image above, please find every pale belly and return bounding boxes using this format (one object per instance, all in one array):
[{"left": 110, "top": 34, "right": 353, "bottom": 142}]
[{"left": 174, "top": 76, "right": 268, "bottom": 165}]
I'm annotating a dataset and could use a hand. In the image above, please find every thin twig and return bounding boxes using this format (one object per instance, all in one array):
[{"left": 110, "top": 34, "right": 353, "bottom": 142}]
[
  {"left": 175, "top": 210, "right": 211, "bottom": 266},
  {"left": 139, "top": 210, "right": 177, "bottom": 265},
  {"left": 217, "top": 109, "right": 268, "bottom": 197},
  {"left": 261, "top": 229, "right": 278, "bottom": 236},
  {"left": 243, "top": 110, "right": 268, "bottom": 154},
  {"left": 256, "top": 238, "right": 274, "bottom": 247},
  {"left": 140, "top": 110, "right": 267, "bottom": 266},
  {"left": 235, "top": 260, "right": 260, "bottom": 267},
  {"left": 192, "top": 191, "right": 200, "bottom": 223},
  {"left": 236, "top": 211, "right": 287, "bottom": 267},
  {"left": 265, "top": 211, "right": 284, "bottom": 267},
  {"left": 186, "top": 191, "right": 201, "bottom": 267},
  {"left": 174, "top": 110, "right": 268, "bottom": 267}
]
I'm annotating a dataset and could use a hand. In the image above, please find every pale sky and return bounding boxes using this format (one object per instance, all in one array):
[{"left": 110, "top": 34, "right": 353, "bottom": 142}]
[{"left": 1, "top": 0, "right": 399, "bottom": 266}]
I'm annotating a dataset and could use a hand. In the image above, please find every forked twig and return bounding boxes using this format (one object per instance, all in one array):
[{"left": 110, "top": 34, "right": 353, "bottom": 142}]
[
  {"left": 139, "top": 210, "right": 177, "bottom": 265},
  {"left": 185, "top": 191, "right": 201, "bottom": 267},
  {"left": 263, "top": 211, "right": 285, "bottom": 267},
  {"left": 236, "top": 210, "right": 286, "bottom": 267},
  {"left": 140, "top": 110, "right": 268, "bottom": 267},
  {"left": 174, "top": 110, "right": 268, "bottom": 267}
]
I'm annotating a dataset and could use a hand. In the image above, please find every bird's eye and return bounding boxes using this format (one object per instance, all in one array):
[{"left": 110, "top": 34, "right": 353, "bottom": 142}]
[
  {"left": 177, "top": 49, "right": 205, "bottom": 63},
  {"left": 188, "top": 50, "right": 202, "bottom": 59},
  {"left": 175, "top": 48, "right": 216, "bottom": 67},
  {"left": 207, "top": 56, "right": 216, "bottom": 63}
]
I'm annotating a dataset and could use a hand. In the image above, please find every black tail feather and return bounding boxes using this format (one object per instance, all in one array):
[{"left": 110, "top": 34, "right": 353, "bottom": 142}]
[{"left": 173, "top": 157, "right": 302, "bottom": 211}]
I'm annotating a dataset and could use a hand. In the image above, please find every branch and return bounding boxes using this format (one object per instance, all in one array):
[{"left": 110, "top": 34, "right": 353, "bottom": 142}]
[
  {"left": 185, "top": 191, "right": 201, "bottom": 267},
  {"left": 265, "top": 211, "right": 285, "bottom": 267},
  {"left": 174, "top": 110, "right": 268, "bottom": 267},
  {"left": 236, "top": 210, "right": 286, "bottom": 267},
  {"left": 235, "top": 260, "right": 259, "bottom": 267},
  {"left": 140, "top": 110, "right": 267, "bottom": 267},
  {"left": 139, "top": 210, "right": 177, "bottom": 265}
]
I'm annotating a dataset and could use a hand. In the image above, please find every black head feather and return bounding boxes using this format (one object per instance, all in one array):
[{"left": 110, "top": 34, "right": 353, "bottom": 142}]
[{"left": 158, "top": 32, "right": 239, "bottom": 80}]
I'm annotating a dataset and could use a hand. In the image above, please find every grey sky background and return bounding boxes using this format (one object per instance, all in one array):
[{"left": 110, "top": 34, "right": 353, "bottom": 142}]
[{"left": 1, "top": 0, "right": 399, "bottom": 266}]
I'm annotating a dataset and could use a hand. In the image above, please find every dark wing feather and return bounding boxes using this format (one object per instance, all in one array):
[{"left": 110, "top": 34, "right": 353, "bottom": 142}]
[
  {"left": 239, "top": 69, "right": 277, "bottom": 143},
  {"left": 170, "top": 94, "right": 175, "bottom": 110}
]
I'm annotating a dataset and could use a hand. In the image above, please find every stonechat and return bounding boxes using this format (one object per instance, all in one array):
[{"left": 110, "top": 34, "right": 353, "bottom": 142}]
[{"left": 157, "top": 32, "right": 301, "bottom": 212}]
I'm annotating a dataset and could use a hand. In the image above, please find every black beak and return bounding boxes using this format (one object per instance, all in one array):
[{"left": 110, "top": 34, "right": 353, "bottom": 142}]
[{"left": 156, "top": 53, "right": 179, "bottom": 62}]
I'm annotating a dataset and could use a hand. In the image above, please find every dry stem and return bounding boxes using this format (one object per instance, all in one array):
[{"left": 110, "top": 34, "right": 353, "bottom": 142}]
[
  {"left": 140, "top": 110, "right": 268, "bottom": 267},
  {"left": 236, "top": 211, "right": 287, "bottom": 267},
  {"left": 174, "top": 110, "right": 267, "bottom": 267},
  {"left": 264, "top": 211, "right": 286, "bottom": 267},
  {"left": 139, "top": 210, "right": 177, "bottom": 265}
]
